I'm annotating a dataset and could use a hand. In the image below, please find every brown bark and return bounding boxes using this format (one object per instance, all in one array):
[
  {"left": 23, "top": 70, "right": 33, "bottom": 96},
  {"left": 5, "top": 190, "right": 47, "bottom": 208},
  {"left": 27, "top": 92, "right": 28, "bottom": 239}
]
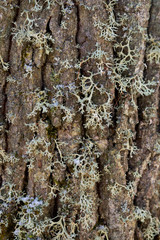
[{"left": 0, "top": 0, "right": 160, "bottom": 239}]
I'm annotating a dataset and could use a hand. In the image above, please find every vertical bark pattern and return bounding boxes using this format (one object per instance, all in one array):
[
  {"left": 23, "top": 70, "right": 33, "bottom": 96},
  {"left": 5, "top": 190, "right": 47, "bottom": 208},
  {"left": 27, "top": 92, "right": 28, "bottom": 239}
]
[{"left": 0, "top": 0, "right": 159, "bottom": 239}]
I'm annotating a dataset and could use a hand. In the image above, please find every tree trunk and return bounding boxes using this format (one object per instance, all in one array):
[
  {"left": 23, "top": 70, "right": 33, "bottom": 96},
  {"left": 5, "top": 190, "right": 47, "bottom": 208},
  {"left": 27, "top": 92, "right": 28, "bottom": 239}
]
[{"left": 0, "top": 0, "right": 160, "bottom": 239}]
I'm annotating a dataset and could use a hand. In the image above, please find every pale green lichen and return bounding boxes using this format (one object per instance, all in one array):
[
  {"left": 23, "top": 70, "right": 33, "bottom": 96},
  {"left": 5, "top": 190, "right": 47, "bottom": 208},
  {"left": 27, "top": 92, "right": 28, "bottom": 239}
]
[
  {"left": 0, "top": 55, "right": 9, "bottom": 71},
  {"left": 124, "top": 207, "right": 160, "bottom": 240},
  {"left": 147, "top": 37, "right": 160, "bottom": 64},
  {"left": 0, "top": 149, "right": 19, "bottom": 164},
  {"left": 117, "top": 129, "right": 138, "bottom": 157},
  {"left": 12, "top": 10, "right": 54, "bottom": 54},
  {"left": 94, "top": 0, "right": 119, "bottom": 41},
  {"left": 26, "top": 88, "right": 51, "bottom": 119},
  {"left": 1, "top": 0, "right": 159, "bottom": 239}
]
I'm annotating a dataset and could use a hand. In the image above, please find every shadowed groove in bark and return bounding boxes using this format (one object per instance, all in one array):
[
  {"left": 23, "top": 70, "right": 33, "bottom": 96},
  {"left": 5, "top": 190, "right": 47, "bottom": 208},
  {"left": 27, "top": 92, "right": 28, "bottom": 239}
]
[
  {"left": 2, "top": 0, "right": 21, "bottom": 154},
  {"left": 51, "top": 190, "right": 59, "bottom": 218},
  {"left": 96, "top": 153, "right": 108, "bottom": 228},
  {"left": 111, "top": 87, "right": 119, "bottom": 138},
  {"left": 148, "top": 0, "right": 154, "bottom": 35},
  {"left": 157, "top": 88, "right": 160, "bottom": 133},
  {"left": 110, "top": 1, "right": 125, "bottom": 141},
  {"left": 73, "top": 0, "right": 80, "bottom": 60},
  {"left": 22, "top": 163, "right": 29, "bottom": 194},
  {"left": 41, "top": 17, "right": 53, "bottom": 91},
  {"left": 58, "top": 4, "right": 63, "bottom": 26},
  {"left": 73, "top": 0, "right": 87, "bottom": 138},
  {"left": 46, "top": 119, "right": 58, "bottom": 217},
  {"left": 134, "top": 96, "right": 143, "bottom": 148},
  {"left": 48, "top": 172, "right": 59, "bottom": 218},
  {"left": 0, "top": 175, "right": 2, "bottom": 188}
]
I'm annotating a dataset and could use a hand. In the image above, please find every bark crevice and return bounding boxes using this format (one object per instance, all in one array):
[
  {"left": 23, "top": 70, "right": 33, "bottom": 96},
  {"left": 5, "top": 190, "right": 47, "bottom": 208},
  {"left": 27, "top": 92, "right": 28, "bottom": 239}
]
[
  {"left": 22, "top": 163, "right": 29, "bottom": 194},
  {"left": 148, "top": 0, "right": 154, "bottom": 36},
  {"left": 2, "top": 0, "right": 21, "bottom": 153}
]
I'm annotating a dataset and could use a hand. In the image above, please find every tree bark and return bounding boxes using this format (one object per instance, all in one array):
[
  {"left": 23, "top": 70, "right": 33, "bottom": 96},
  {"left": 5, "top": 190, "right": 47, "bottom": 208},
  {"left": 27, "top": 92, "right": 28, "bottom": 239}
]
[{"left": 0, "top": 0, "right": 160, "bottom": 239}]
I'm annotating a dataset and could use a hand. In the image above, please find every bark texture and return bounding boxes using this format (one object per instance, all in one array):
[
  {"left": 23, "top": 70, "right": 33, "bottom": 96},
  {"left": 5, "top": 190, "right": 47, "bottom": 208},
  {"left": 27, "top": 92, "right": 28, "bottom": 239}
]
[{"left": 0, "top": 0, "right": 160, "bottom": 239}]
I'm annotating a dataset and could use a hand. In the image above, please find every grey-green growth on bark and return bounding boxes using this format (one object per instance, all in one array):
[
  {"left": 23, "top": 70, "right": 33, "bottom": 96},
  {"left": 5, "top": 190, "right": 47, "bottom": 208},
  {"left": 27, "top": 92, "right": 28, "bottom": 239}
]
[{"left": 0, "top": 0, "right": 160, "bottom": 239}]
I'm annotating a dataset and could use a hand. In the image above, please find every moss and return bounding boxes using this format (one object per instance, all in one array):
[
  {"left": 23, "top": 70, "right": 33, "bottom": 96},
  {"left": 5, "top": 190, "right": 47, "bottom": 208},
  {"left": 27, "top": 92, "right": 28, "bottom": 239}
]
[
  {"left": 51, "top": 68, "right": 61, "bottom": 84},
  {"left": 46, "top": 121, "right": 58, "bottom": 141},
  {"left": 0, "top": 213, "right": 15, "bottom": 240},
  {"left": 21, "top": 44, "right": 32, "bottom": 68}
]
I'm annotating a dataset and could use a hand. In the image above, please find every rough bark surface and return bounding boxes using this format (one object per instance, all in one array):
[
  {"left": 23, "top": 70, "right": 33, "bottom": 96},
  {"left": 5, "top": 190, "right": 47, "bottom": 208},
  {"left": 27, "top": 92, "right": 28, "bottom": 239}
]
[{"left": 0, "top": 0, "right": 160, "bottom": 239}]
